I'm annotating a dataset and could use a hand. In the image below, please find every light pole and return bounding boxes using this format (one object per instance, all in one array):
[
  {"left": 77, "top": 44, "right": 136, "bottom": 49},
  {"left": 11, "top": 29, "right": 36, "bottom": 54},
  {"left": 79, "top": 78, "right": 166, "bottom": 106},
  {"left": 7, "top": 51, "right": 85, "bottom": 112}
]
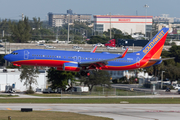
[
  {"left": 67, "top": 14, "right": 70, "bottom": 44},
  {"left": 161, "top": 71, "right": 165, "bottom": 89},
  {"left": 144, "top": 4, "right": 149, "bottom": 40},
  {"left": 110, "top": 12, "right": 112, "bottom": 39}
]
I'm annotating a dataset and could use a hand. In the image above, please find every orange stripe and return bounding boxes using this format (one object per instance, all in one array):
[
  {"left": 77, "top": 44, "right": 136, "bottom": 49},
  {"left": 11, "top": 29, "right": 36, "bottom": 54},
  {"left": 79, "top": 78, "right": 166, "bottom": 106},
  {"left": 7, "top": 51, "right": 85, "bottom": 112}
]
[
  {"left": 6, "top": 108, "right": 11, "bottom": 110},
  {"left": 151, "top": 45, "right": 164, "bottom": 59}
]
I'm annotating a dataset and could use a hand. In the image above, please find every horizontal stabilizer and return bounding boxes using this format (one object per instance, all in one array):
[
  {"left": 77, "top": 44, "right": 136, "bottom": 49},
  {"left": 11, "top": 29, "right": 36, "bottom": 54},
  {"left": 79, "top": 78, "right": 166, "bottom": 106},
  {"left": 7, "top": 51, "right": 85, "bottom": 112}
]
[{"left": 149, "top": 57, "right": 175, "bottom": 61}]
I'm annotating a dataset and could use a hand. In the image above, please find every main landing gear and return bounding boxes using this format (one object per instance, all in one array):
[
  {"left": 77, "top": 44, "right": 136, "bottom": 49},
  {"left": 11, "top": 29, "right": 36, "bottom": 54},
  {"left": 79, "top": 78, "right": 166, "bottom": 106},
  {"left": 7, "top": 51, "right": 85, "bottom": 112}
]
[{"left": 80, "top": 71, "right": 90, "bottom": 76}]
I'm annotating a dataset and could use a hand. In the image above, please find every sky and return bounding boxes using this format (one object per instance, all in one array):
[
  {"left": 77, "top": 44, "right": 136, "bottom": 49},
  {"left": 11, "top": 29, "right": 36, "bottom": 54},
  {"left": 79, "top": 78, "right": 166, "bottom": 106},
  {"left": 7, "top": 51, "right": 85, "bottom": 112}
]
[{"left": 0, "top": 0, "right": 180, "bottom": 20}]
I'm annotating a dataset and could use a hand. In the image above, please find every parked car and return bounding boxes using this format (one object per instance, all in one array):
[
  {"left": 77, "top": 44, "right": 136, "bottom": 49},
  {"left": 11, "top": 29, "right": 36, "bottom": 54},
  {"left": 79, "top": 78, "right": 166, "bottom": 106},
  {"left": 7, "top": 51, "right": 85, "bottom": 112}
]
[
  {"left": 165, "top": 88, "right": 171, "bottom": 92},
  {"left": 93, "top": 43, "right": 104, "bottom": 47},
  {"left": 72, "top": 46, "right": 83, "bottom": 50},
  {"left": 174, "top": 84, "right": 180, "bottom": 90},
  {"left": 122, "top": 47, "right": 132, "bottom": 50},
  {"left": 45, "top": 45, "right": 56, "bottom": 49},
  {"left": 36, "top": 44, "right": 46, "bottom": 46},
  {"left": 106, "top": 46, "right": 117, "bottom": 50},
  {"left": 0, "top": 44, "right": 4, "bottom": 47},
  {"left": 178, "top": 89, "right": 180, "bottom": 94}
]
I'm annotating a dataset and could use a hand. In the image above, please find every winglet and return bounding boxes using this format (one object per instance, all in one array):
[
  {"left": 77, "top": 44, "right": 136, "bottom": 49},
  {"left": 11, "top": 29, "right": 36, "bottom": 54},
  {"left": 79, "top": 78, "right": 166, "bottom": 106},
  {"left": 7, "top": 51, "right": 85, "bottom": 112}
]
[
  {"left": 91, "top": 44, "right": 98, "bottom": 53},
  {"left": 119, "top": 47, "right": 128, "bottom": 58}
]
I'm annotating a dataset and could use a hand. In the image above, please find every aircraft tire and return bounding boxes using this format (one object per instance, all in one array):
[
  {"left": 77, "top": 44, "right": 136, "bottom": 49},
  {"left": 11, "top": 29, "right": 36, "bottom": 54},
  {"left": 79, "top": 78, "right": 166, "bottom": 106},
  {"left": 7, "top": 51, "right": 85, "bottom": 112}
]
[{"left": 80, "top": 71, "right": 86, "bottom": 76}]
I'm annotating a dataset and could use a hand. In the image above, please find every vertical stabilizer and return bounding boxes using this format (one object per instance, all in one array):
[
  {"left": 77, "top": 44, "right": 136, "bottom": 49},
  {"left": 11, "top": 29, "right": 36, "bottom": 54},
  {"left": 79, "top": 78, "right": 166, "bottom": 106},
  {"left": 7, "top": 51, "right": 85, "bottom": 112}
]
[{"left": 140, "top": 27, "right": 169, "bottom": 59}]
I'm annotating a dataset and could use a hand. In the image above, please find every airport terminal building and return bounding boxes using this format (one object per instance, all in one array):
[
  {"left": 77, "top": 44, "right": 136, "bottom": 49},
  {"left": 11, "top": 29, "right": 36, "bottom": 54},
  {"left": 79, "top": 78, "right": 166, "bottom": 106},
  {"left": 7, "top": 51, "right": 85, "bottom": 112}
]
[{"left": 94, "top": 15, "right": 153, "bottom": 35}]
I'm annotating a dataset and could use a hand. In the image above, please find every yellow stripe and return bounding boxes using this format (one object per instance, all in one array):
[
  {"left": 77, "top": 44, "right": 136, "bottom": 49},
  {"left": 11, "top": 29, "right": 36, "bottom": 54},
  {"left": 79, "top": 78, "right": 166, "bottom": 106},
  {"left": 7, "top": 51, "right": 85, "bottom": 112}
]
[
  {"left": 6, "top": 108, "right": 11, "bottom": 110},
  {"left": 41, "top": 109, "right": 52, "bottom": 111}
]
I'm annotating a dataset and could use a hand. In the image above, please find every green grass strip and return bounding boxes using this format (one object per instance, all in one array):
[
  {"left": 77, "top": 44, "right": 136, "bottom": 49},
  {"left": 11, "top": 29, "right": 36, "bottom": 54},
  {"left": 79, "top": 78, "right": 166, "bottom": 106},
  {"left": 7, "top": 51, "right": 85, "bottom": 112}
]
[
  {"left": 0, "top": 95, "right": 19, "bottom": 97},
  {"left": 0, "top": 98, "right": 180, "bottom": 104},
  {"left": 0, "top": 110, "right": 112, "bottom": 120}
]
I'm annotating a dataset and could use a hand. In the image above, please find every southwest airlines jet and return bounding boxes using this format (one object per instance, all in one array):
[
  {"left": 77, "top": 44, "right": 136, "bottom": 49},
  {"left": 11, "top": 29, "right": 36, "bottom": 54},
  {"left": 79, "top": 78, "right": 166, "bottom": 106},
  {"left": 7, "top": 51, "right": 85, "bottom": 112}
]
[{"left": 4, "top": 28, "right": 170, "bottom": 76}]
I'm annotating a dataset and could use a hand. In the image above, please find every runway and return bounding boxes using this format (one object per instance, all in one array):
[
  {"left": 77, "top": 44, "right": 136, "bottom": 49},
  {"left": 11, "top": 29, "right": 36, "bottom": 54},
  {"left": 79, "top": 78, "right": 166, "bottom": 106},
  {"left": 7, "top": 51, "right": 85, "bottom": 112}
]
[{"left": 0, "top": 104, "right": 180, "bottom": 120}]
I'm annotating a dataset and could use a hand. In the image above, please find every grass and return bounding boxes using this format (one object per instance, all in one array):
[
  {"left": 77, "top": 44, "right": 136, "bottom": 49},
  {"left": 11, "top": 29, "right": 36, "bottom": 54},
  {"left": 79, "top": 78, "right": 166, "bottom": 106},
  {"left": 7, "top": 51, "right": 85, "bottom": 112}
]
[
  {"left": 0, "top": 110, "right": 112, "bottom": 120},
  {"left": 0, "top": 95, "right": 18, "bottom": 97},
  {"left": 0, "top": 98, "right": 180, "bottom": 104}
]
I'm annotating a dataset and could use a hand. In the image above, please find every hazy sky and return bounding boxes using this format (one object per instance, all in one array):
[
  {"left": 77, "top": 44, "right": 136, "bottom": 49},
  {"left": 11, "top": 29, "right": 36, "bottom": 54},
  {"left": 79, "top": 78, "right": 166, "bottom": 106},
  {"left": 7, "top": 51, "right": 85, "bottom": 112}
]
[{"left": 0, "top": 0, "right": 179, "bottom": 20}]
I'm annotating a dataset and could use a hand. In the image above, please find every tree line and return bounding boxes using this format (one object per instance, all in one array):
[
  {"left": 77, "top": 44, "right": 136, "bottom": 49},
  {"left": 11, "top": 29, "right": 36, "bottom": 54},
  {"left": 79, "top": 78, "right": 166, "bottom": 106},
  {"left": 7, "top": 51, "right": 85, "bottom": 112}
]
[
  {"left": 0, "top": 17, "right": 134, "bottom": 44},
  {"left": 145, "top": 45, "right": 180, "bottom": 83}
]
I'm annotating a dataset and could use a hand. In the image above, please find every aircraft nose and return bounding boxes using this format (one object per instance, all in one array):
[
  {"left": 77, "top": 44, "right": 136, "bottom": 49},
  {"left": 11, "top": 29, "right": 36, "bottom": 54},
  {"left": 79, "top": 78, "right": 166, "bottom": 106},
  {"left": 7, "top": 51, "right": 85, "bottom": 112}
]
[{"left": 4, "top": 55, "right": 11, "bottom": 62}]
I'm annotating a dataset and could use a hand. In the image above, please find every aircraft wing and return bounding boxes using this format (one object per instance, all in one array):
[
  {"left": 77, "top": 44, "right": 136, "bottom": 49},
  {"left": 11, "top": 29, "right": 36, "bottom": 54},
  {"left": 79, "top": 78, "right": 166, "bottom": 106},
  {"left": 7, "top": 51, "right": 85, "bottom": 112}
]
[
  {"left": 149, "top": 57, "right": 175, "bottom": 61},
  {"left": 79, "top": 47, "right": 128, "bottom": 67}
]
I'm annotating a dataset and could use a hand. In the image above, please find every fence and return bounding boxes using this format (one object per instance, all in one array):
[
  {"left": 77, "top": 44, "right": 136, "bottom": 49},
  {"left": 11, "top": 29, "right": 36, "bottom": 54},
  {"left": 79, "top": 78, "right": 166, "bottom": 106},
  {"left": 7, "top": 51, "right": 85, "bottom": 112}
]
[{"left": 58, "top": 89, "right": 152, "bottom": 97}]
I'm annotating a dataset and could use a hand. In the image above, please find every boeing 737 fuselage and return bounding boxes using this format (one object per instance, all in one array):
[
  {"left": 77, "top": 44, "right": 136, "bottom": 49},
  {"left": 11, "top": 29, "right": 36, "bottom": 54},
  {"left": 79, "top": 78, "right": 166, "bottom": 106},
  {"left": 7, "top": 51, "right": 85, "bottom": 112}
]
[{"left": 4, "top": 28, "right": 170, "bottom": 76}]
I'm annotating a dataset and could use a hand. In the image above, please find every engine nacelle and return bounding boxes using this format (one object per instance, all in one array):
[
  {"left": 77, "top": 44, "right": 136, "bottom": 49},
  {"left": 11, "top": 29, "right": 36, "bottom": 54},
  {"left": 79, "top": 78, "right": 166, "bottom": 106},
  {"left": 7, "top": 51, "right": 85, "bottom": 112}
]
[
  {"left": 56, "top": 67, "right": 63, "bottom": 71},
  {"left": 63, "top": 63, "right": 80, "bottom": 72}
]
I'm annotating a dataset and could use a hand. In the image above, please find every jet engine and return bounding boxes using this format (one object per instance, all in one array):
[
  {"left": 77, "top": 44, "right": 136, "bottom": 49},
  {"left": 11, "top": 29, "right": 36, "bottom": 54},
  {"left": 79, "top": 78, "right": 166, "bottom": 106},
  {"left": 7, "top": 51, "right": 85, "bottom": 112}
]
[{"left": 62, "top": 63, "right": 80, "bottom": 72}]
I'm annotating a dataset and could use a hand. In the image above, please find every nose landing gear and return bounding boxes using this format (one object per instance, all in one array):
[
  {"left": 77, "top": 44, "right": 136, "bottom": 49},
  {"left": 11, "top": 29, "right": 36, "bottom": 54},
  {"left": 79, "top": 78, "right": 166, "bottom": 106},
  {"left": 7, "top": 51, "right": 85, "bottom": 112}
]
[{"left": 80, "top": 71, "right": 90, "bottom": 76}]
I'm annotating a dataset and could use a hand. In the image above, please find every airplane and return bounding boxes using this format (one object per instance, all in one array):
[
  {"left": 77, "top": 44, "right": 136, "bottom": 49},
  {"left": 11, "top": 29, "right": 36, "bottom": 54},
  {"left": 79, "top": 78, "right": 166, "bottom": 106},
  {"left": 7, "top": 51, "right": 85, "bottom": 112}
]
[{"left": 4, "top": 27, "right": 171, "bottom": 76}]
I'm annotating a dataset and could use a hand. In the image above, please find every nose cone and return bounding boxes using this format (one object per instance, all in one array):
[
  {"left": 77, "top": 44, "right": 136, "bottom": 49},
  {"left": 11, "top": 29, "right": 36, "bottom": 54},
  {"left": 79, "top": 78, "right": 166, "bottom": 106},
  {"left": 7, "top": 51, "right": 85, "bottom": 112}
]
[{"left": 4, "top": 54, "right": 11, "bottom": 62}]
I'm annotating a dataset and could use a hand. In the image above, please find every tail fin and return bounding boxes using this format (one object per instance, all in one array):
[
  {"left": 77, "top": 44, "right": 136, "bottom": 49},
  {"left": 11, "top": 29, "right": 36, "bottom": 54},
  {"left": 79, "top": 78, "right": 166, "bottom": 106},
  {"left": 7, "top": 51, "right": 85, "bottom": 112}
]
[{"left": 140, "top": 27, "right": 169, "bottom": 59}]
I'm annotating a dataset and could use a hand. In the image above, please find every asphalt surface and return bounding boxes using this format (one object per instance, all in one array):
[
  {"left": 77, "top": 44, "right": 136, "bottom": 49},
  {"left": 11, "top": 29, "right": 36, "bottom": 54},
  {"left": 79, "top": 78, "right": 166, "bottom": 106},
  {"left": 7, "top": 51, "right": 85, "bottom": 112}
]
[
  {"left": 1, "top": 93, "right": 180, "bottom": 120},
  {"left": 111, "top": 84, "right": 180, "bottom": 95},
  {"left": 1, "top": 104, "right": 180, "bottom": 120}
]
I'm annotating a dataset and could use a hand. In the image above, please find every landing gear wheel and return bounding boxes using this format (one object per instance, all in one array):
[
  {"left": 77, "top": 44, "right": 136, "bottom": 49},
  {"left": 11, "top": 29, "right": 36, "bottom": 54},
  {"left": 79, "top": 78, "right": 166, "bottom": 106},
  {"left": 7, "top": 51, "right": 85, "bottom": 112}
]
[
  {"left": 80, "top": 71, "right": 86, "bottom": 76},
  {"left": 80, "top": 71, "right": 90, "bottom": 76}
]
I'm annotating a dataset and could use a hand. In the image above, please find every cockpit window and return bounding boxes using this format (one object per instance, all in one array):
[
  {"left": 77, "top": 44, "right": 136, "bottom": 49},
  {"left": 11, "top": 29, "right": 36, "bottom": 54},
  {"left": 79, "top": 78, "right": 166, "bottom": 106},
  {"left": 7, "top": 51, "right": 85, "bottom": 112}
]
[{"left": 11, "top": 52, "right": 18, "bottom": 55}]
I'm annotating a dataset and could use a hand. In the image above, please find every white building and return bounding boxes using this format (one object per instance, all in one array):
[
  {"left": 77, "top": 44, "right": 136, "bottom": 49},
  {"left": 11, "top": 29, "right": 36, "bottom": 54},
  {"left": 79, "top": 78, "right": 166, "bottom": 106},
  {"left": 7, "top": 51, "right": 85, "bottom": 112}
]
[
  {"left": 0, "top": 69, "right": 47, "bottom": 92},
  {"left": 153, "top": 14, "right": 180, "bottom": 24},
  {"left": 108, "top": 70, "right": 152, "bottom": 80},
  {"left": 94, "top": 15, "right": 153, "bottom": 35},
  {"left": 48, "top": 9, "right": 91, "bottom": 27}
]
